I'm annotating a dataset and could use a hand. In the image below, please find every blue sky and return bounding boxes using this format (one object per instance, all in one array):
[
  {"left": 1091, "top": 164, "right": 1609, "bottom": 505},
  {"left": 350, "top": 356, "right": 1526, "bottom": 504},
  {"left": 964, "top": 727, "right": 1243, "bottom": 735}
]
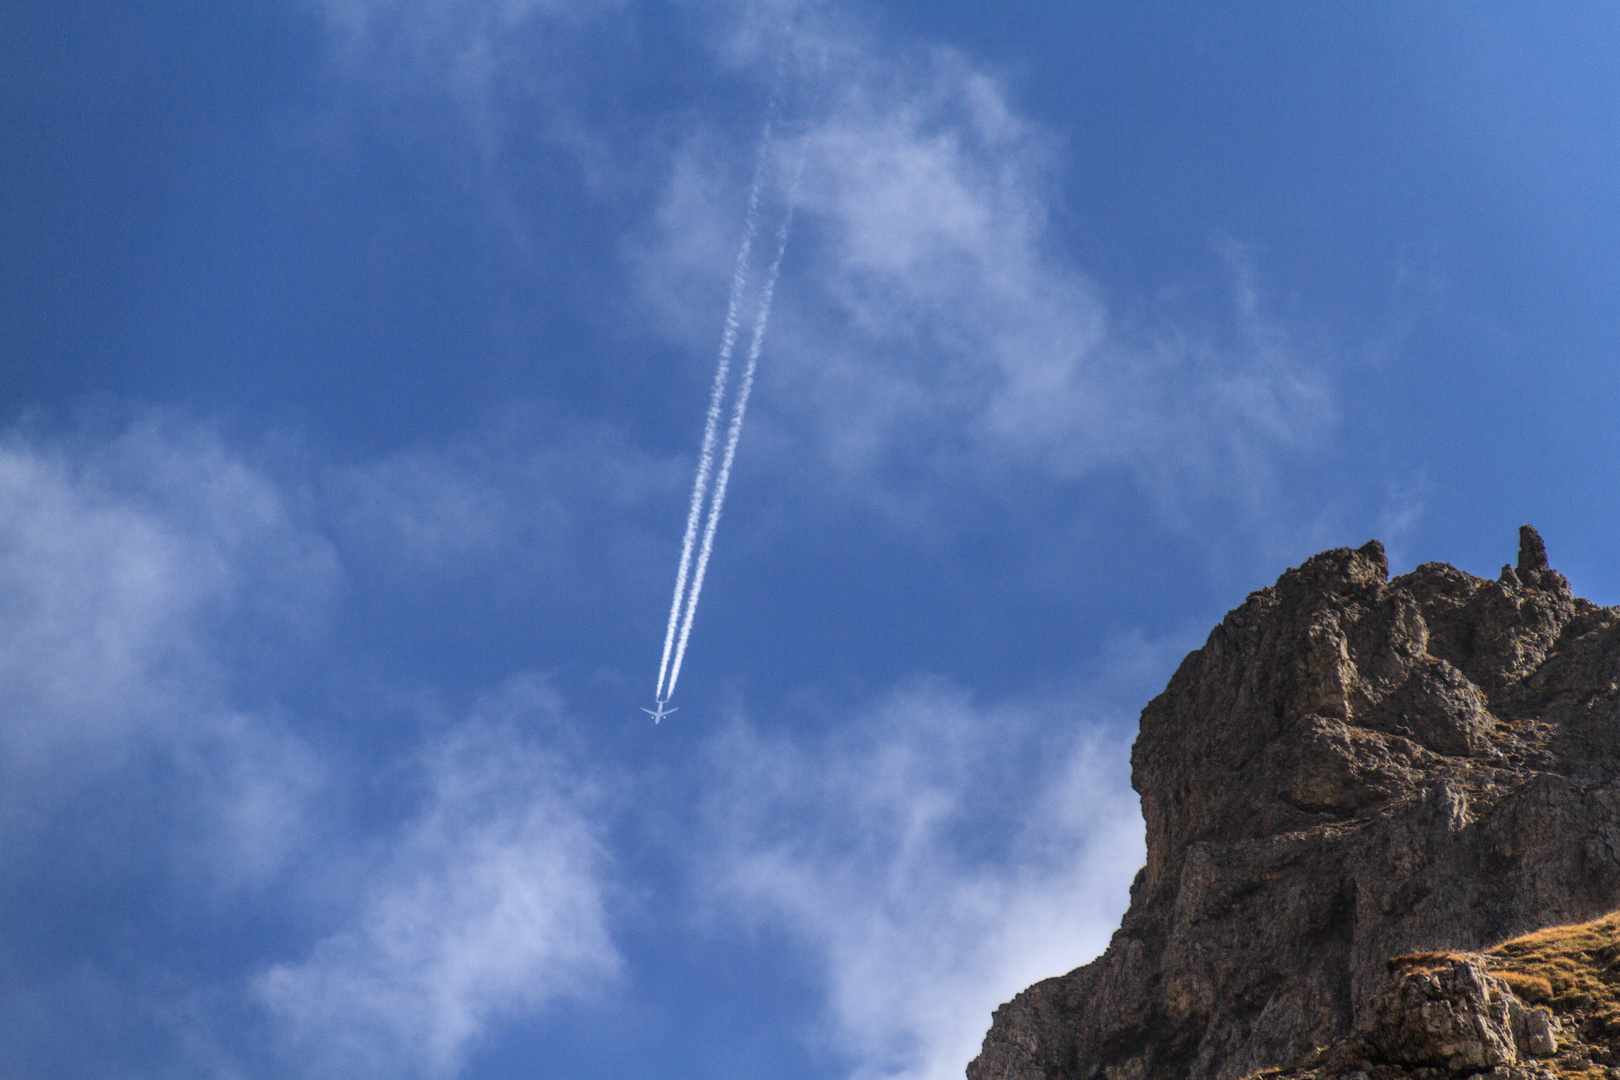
[{"left": 3, "top": 3, "right": 1619, "bottom": 1078}]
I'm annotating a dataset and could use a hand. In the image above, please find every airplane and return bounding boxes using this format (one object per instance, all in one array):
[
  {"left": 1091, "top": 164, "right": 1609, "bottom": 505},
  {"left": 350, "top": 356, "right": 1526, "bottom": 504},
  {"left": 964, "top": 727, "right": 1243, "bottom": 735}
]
[{"left": 642, "top": 700, "right": 678, "bottom": 723}]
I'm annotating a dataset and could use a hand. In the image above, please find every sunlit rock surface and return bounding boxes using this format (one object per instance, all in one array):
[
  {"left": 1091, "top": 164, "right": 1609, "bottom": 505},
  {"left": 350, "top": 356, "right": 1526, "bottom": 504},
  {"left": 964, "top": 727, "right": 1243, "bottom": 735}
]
[{"left": 971, "top": 528, "right": 1620, "bottom": 1080}]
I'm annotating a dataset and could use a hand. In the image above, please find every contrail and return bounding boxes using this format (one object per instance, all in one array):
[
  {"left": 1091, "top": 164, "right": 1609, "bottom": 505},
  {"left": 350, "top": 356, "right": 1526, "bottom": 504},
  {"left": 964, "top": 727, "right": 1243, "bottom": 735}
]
[
  {"left": 664, "top": 164, "right": 801, "bottom": 700},
  {"left": 654, "top": 132, "right": 772, "bottom": 703}
]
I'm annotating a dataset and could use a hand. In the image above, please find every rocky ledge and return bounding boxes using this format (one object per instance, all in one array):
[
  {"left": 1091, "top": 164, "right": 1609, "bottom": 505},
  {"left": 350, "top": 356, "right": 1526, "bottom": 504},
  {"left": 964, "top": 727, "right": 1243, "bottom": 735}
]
[
  {"left": 971, "top": 528, "right": 1620, "bottom": 1080},
  {"left": 1270, "top": 909, "right": 1620, "bottom": 1080}
]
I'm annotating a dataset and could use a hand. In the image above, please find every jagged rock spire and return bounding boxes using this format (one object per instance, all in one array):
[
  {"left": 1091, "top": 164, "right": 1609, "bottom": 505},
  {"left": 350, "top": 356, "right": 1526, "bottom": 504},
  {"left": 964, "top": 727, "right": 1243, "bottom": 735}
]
[{"left": 1518, "top": 525, "right": 1549, "bottom": 575}]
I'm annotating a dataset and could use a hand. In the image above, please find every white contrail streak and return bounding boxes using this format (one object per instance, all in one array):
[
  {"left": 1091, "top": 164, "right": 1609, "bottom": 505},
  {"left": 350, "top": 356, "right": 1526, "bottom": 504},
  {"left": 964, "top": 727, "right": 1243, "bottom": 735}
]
[
  {"left": 654, "top": 133, "right": 772, "bottom": 703},
  {"left": 665, "top": 167, "right": 800, "bottom": 699}
]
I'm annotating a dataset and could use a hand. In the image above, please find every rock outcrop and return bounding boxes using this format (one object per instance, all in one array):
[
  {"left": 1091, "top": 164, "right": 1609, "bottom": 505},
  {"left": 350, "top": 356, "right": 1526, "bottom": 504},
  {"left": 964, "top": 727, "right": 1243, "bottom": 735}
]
[
  {"left": 1265, "top": 909, "right": 1620, "bottom": 1080},
  {"left": 971, "top": 528, "right": 1620, "bottom": 1080}
]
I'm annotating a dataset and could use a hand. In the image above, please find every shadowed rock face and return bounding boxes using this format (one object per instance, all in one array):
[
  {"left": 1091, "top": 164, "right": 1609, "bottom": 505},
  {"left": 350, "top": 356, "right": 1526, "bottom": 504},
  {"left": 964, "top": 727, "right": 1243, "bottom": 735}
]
[{"left": 970, "top": 528, "right": 1620, "bottom": 1080}]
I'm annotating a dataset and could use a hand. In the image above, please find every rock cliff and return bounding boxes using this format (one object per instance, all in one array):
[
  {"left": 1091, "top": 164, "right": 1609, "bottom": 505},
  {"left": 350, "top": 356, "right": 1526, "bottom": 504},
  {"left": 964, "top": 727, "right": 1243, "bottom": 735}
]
[{"left": 971, "top": 528, "right": 1620, "bottom": 1080}]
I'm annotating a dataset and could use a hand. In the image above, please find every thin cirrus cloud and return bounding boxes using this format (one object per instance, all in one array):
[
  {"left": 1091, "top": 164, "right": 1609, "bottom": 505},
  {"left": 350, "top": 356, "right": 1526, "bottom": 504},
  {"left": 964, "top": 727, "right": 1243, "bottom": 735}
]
[
  {"left": 255, "top": 680, "right": 620, "bottom": 1079},
  {"left": 644, "top": 35, "right": 1332, "bottom": 517},
  {"left": 0, "top": 418, "right": 627, "bottom": 1075},
  {"left": 311, "top": 0, "right": 1333, "bottom": 522},
  {"left": 0, "top": 418, "right": 338, "bottom": 1067},
  {"left": 0, "top": 418, "right": 335, "bottom": 834},
  {"left": 698, "top": 680, "right": 1146, "bottom": 1080}
]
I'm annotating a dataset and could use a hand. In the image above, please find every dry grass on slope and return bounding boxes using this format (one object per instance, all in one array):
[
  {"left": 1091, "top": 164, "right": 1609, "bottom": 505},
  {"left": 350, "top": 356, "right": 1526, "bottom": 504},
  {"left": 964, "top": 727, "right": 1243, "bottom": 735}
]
[{"left": 1472, "top": 910, "right": 1620, "bottom": 1080}]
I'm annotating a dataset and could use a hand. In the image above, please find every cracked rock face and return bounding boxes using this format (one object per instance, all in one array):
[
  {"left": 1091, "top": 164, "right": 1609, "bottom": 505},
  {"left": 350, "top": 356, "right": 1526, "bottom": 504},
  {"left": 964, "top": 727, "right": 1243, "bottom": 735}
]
[
  {"left": 970, "top": 528, "right": 1620, "bottom": 1080},
  {"left": 1361, "top": 957, "right": 1545, "bottom": 1072}
]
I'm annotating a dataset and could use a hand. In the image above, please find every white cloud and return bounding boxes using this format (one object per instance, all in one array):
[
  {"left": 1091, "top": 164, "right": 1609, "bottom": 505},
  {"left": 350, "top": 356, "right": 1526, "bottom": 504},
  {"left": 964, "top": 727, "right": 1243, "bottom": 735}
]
[
  {"left": 0, "top": 416, "right": 632, "bottom": 1075},
  {"left": 0, "top": 418, "right": 337, "bottom": 873},
  {"left": 699, "top": 681, "right": 1144, "bottom": 1080},
  {"left": 308, "top": 0, "right": 1333, "bottom": 517},
  {"left": 256, "top": 678, "right": 620, "bottom": 1078},
  {"left": 0, "top": 416, "right": 353, "bottom": 1075},
  {"left": 641, "top": 26, "right": 1332, "bottom": 519}
]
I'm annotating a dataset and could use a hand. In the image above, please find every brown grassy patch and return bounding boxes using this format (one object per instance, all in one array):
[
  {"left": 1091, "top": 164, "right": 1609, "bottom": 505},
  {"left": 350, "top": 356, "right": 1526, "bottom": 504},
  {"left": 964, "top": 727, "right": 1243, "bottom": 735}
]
[
  {"left": 1499, "top": 970, "right": 1555, "bottom": 1003},
  {"left": 1483, "top": 910, "right": 1620, "bottom": 1058},
  {"left": 1554, "top": 1067, "right": 1609, "bottom": 1080},
  {"left": 1388, "top": 951, "right": 1470, "bottom": 974}
]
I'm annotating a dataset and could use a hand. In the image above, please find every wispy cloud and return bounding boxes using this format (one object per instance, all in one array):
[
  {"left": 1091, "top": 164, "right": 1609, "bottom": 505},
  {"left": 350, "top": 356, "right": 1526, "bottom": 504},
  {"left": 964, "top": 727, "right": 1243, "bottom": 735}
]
[
  {"left": 311, "top": 0, "right": 1335, "bottom": 527},
  {"left": 698, "top": 681, "right": 1145, "bottom": 1080},
  {"left": 0, "top": 417, "right": 345, "bottom": 1072},
  {"left": 0, "top": 416, "right": 634, "bottom": 1075},
  {"left": 317, "top": 0, "right": 620, "bottom": 104},
  {"left": 312, "top": 0, "right": 634, "bottom": 200},
  {"left": 0, "top": 417, "right": 336, "bottom": 847},
  {"left": 644, "top": 35, "right": 1331, "bottom": 519},
  {"left": 321, "top": 419, "right": 684, "bottom": 636},
  {"left": 255, "top": 678, "right": 620, "bottom": 1079}
]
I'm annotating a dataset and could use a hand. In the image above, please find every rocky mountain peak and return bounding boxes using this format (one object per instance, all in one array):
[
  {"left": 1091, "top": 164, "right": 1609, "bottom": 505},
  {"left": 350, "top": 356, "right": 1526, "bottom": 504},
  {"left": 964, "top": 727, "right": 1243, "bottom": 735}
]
[{"left": 972, "top": 528, "right": 1620, "bottom": 1080}]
